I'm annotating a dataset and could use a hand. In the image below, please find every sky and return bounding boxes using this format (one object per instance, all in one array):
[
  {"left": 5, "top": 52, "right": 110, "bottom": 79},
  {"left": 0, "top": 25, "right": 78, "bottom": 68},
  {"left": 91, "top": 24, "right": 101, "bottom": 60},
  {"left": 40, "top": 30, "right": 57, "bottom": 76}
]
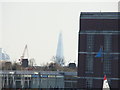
[{"left": 0, "top": 1, "right": 118, "bottom": 65}]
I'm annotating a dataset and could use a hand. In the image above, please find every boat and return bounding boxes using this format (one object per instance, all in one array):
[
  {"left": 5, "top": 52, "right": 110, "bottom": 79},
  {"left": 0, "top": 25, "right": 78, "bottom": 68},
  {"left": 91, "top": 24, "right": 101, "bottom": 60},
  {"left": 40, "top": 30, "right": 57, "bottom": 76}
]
[{"left": 103, "top": 75, "right": 110, "bottom": 90}]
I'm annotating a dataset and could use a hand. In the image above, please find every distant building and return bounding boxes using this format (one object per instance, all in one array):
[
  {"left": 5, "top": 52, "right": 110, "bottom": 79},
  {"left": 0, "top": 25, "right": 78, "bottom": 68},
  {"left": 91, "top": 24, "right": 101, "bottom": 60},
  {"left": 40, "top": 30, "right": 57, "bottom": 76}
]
[
  {"left": 0, "top": 48, "right": 11, "bottom": 70},
  {"left": 1, "top": 71, "right": 77, "bottom": 89},
  {"left": 21, "top": 59, "right": 28, "bottom": 67},
  {"left": 68, "top": 63, "right": 76, "bottom": 68},
  {"left": 55, "top": 32, "right": 64, "bottom": 66},
  {"left": 0, "top": 48, "right": 10, "bottom": 60},
  {"left": 78, "top": 12, "right": 120, "bottom": 89}
]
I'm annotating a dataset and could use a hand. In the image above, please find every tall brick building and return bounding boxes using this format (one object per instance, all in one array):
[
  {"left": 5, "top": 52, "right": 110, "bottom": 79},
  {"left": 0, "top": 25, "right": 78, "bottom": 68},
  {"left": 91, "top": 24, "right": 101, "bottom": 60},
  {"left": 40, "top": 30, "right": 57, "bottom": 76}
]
[{"left": 78, "top": 12, "right": 120, "bottom": 89}]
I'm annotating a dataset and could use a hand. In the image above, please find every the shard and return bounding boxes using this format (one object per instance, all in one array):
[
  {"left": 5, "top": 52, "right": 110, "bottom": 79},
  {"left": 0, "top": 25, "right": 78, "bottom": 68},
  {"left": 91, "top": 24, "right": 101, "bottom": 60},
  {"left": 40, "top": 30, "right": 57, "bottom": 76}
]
[{"left": 55, "top": 32, "right": 64, "bottom": 66}]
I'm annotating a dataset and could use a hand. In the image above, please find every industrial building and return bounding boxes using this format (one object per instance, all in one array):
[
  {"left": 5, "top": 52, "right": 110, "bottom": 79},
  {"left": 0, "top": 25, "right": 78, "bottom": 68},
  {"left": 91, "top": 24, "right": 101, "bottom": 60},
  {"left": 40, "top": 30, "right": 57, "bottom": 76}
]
[
  {"left": 0, "top": 71, "right": 77, "bottom": 89},
  {"left": 78, "top": 12, "right": 120, "bottom": 89}
]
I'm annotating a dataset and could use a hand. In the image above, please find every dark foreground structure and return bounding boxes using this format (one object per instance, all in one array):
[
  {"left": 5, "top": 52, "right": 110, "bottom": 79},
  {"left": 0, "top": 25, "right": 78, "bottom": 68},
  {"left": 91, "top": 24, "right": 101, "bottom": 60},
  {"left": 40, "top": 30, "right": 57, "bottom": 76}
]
[{"left": 78, "top": 12, "right": 120, "bottom": 89}]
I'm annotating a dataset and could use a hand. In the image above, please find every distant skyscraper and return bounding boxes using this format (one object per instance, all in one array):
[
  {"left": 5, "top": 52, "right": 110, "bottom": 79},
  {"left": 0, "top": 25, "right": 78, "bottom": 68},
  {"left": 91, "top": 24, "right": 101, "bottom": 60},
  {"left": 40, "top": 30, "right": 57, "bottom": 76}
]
[{"left": 55, "top": 32, "right": 64, "bottom": 66}]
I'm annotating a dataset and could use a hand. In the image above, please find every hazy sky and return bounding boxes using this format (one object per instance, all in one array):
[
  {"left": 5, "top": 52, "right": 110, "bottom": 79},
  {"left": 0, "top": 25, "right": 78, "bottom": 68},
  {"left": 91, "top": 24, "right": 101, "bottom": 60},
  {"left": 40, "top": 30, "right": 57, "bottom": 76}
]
[{"left": 0, "top": 1, "right": 118, "bottom": 65}]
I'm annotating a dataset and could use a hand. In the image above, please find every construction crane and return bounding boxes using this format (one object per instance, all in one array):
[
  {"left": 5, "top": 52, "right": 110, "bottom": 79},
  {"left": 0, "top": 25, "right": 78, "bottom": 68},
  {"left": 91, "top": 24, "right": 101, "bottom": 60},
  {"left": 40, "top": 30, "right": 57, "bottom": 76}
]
[
  {"left": 20, "top": 45, "right": 29, "bottom": 60},
  {"left": 19, "top": 45, "right": 29, "bottom": 67},
  {"left": 29, "top": 58, "right": 36, "bottom": 66}
]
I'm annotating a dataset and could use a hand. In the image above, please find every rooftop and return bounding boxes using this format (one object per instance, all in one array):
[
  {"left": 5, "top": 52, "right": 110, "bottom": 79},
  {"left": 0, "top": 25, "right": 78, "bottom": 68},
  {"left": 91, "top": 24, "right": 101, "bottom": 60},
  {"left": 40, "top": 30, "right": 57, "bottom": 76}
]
[{"left": 80, "top": 12, "right": 120, "bottom": 19}]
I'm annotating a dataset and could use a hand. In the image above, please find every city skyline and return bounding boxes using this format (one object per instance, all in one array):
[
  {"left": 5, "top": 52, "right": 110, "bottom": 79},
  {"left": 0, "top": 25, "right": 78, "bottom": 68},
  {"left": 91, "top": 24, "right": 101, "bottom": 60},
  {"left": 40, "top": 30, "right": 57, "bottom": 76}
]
[{"left": 0, "top": 1, "right": 117, "bottom": 65}]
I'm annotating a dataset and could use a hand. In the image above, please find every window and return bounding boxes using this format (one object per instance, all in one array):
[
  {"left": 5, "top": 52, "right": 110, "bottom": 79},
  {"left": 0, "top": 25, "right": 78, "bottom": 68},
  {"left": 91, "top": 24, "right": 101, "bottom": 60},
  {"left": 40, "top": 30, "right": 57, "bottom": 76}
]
[
  {"left": 103, "top": 35, "right": 112, "bottom": 74},
  {"left": 86, "top": 79, "right": 93, "bottom": 88},
  {"left": 85, "top": 34, "right": 94, "bottom": 73}
]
